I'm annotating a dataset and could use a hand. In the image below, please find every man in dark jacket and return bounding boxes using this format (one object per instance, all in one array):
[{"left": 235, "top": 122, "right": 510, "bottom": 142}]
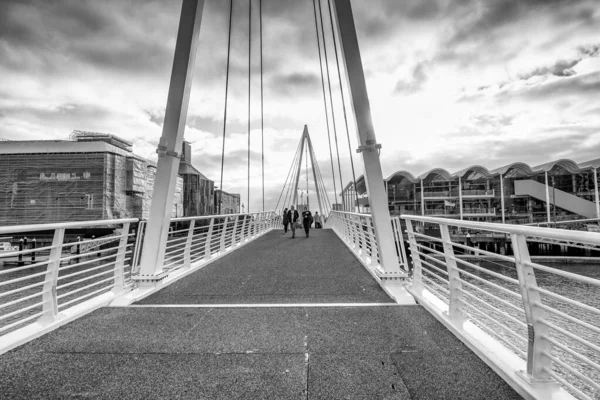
[
  {"left": 301, "top": 207, "right": 313, "bottom": 238},
  {"left": 282, "top": 208, "right": 289, "bottom": 233},
  {"left": 287, "top": 205, "right": 299, "bottom": 238}
]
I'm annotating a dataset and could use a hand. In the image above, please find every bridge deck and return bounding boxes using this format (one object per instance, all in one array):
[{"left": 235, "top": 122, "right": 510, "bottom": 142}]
[{"left": 1, "top": 230, "right": 522, "bottom": 399}]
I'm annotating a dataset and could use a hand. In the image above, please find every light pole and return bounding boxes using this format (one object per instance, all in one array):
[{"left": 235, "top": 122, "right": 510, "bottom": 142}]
[{"left": 552, "top": 176, "right": 556, "bottom": 224}]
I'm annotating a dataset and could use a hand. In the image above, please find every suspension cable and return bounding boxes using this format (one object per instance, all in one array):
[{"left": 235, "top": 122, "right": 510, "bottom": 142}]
[
  {"left": 247, "top": 0, "right": 252, "bottom": 213},
  {"left": 306, "top": 140, "right": 309, "bottom": 209},
  {"left": 260, "top": 0, "right": 265, "bottom": 212},
  {"left": 326, "top": 0, "right": 358, "bottom": 211},
  {"left": 317, "top": 0, "right": 344, "bottom": 205},
  {"left": 218, "top": 0, "right": 234, "bottom": 215},
  {"left": 311, "top": 0, "right": 338, "bottom": 211}
]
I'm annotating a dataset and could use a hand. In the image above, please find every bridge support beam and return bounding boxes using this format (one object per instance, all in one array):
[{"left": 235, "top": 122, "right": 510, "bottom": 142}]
[
  {"left": 331, "top": 0, "right": 405, "bottom": 278},
  {"left": 137, "top": 0, "right": 205, "bottom": 279}
]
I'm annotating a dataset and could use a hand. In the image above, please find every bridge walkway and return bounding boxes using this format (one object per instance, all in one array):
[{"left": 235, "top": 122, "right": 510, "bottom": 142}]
[{"left": 1, "top": 229, "right": 521, "bottom": 399}]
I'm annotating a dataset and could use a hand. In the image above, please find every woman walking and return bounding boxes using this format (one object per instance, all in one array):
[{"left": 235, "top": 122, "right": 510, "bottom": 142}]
[
  {"left": 282, "top": 207, "right": 289, "bottom": 233},
  {"left": 287, "top": 205, "right": 299, "bottom": 238}
]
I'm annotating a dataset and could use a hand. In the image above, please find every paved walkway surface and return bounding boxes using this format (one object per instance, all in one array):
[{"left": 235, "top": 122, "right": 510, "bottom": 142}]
[{"left": 0, "top": 229, "right": 522, "bottom": 399}]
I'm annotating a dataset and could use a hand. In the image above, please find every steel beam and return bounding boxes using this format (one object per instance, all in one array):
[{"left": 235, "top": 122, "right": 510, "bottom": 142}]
[
  {"left": 331, "top": 0, "right": 403, "bottom": 276},
  {"left": 138, "top": 0, "right": 205, "bottom": 277},
  {"left": 292, "top": 126, "right": 307, "bottom": 207},
  {"left": 594, "top": 168, "right": 600, "bottom": 219},
  {"left": 545, "top": 171, "right": 551, "bottom": 224},
  {"left": 306, "top": 127, "right": 324, "bottom": 217}
]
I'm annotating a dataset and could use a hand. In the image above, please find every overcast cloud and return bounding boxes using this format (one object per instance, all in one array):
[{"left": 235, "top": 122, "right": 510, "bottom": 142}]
[{"left": 1, "top": 0, "right": 599, "bottom": 211}]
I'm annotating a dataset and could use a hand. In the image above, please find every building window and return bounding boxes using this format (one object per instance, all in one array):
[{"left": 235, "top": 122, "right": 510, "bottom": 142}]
[{"left": 86, "top": 194, "right": 94, "bottom": 209}]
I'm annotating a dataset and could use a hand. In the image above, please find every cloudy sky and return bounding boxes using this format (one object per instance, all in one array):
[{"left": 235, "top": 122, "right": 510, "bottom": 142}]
[{"left": 1, "top": 0, "right": 599, "bottom": 211}]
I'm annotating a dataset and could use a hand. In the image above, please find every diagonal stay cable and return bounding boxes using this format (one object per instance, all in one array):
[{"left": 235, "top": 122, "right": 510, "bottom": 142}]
[
  {"left": 326, "top": 0, "right": 358, "bottom": 211},
  {"left": 247, "top": 0, "right": 252, "bottom": 213},
  {"left": 275, "top": 139, "right": 302, "bottom": 212},
  {"left": 260, "top": 0, "right": 265, "bottom": 213},
  {"left": 317, "top": 0, "right": 344, "bottom": 205},
  {"left": 218, "top": 0, "right": 234, "bottom": 215},
  {"left": 311, "top": 0, "right": 338, "bottom": 210}
]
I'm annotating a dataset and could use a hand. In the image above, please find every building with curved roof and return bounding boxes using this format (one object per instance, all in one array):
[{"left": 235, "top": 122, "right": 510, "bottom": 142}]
[{"left": 341, "top": 157, "right": 600, "bottom": 224}]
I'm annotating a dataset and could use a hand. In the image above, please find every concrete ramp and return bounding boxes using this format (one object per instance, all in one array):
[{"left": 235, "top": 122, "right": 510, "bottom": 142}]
[{"left": 514, "top": 179, "right": 597, "bottom": 218}]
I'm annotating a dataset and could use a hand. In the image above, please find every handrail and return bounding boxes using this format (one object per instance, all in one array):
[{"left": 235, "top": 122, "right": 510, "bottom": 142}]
[
  {"left": 402, "top": 214, "right": 600, "bottom": 400},
  {"left": 0, "top": 218, "right": 138, "bottom": 235}
]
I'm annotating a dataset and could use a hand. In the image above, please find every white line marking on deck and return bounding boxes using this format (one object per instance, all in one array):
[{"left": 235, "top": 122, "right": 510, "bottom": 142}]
[{"left": 122, "top": 303, "right": 405, "bottom": 308}]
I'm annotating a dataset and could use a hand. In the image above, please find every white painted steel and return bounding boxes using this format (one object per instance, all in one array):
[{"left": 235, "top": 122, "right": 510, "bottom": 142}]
[
  {"left": 329, "top": 211, "right": 408, "bottom": 273},
  {"left": 403, "top": 214, "right": 599, "bottom": 400},
  {"left": 139, "top": 0, "right": 205, "bottom": 277},
  {"left": 331, "top": 0, "right": 400, "bottom": 275},
  {"left": 0, "top": 218, "right": 137, "bottom": 354}
]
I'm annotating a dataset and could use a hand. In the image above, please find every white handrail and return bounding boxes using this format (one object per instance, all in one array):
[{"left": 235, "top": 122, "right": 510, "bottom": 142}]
[
  {"left": 403, "top": 214, "right": 600, "bottom": 400},
  {"left": 0, "top": 218, "right": 137, "bottom": 354}
]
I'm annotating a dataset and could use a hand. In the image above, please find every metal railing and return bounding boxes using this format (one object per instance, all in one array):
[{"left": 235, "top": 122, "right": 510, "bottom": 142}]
[
  {"left": 1, "top": 219, "right": 137, "bottom": 339},
  {"left": 403, "top": 215, "right": 600, "bottom": 400},
  {"left": 132, "top": 211, "right": 280, "bottom": 274},
  {"left": 329, "top": 211, "right": 408, "bottom": 272}
]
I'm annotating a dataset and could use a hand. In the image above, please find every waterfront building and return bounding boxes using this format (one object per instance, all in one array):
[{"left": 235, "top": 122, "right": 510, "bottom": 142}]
[
  {"left": 343, "top": 157, "right": 600, "bottom": 224},
  {"left": 214, "top": 189, "right": 240, "bottom": 214},
  {"left": 179, "top": 141, "right": 214, "bottom": 216},
  {"left": 0, "top": 131, "right": 221, "bottom": 225}
]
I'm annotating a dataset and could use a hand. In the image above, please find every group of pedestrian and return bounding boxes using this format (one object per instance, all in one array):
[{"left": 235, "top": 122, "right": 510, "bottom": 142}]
[{"left": 281, "top": 206, "right": 322, "bottom": 238}]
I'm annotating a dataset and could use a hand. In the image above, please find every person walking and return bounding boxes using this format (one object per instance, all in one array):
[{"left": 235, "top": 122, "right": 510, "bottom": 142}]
[
  {"left": 282, "top": 207, "right": 289, "bottom": 233},
  {"left": 301, "top": 207, "right": 313, "bottom": 238},
  {"left": 314, "top": 211, "right": 322, "bottom": 229},
  {"left": 287, "top": 205, "right": 299, "bottom": 238}
]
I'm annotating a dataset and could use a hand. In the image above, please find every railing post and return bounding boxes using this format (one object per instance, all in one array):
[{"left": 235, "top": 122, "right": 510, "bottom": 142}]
[
  {"left": 219, "top": 216, "right": 229, "bottom": 253},
  {"left": 183, "top": 219, "right": 195, "bottom": 269},
  {"left": 240, "top": 215, "right": 248, "bottom": 242},
  {"left": 204, "top": 218, "right": 215, "bottom": 260},
  {"left": 511, "top": 233, "right": 553, "bottom": 382},
  {"left": 357, "top": 215, "right": 369, "bottom": 262},
  {"left": 41, "top": 228, "right": 65, "bottom": 323},
  {"left": 232, "top": 216, "right": 239, "bottom": 247},
  {"left": 440, "top": 224, "right": 465, "bottom": 325},
  {"left": 404, "top": 219, "right": 423, "bottom": 291},
  {"left": 113, "top": 222, "right": 131, "bottom": 294}
]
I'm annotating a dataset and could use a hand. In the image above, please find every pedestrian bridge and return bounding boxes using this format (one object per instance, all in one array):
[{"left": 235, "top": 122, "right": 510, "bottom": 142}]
[{"left": 1, "top": 212, "right": 599, "bottom": 399}]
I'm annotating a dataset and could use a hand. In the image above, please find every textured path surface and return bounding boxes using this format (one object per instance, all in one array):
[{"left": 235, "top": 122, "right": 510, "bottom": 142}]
[
  {"left": 0, "top": 228, "right": 523, "bottom": 399},
  {"left": 138, "top": 229, "right": 393, "bottom": 304}
]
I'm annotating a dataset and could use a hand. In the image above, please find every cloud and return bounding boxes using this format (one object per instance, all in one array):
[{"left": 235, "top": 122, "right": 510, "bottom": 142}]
[{"left": 394, "top": 62, "right": 428, "bottom": 94}]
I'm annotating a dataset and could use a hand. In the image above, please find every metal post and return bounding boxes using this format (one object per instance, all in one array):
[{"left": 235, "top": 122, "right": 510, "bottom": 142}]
[
  {"left": 404, "top": 219, "right": 423, "bottom": 290},
  {"left": 31, "top": 238, "right": 36, "bottom": 263},
  {"left": 18, "top": 239, "right": 23, "bottom": 266},
  {"left": 458, "top": 176, "right": 463, "bottom": 220},
  {"left": 306, "top": 128, "right": 324, "bottom": 218},
  {"left": 204, "top": 218, "right": 215, "bottom": 260},
  {"left": 292, "top": 127, "right": 307, "bottom": 206},
  {"left": 500, "top": 174, "right": 505, "bottom": 224},
  {"left": 183, "top": 219, "right": 195, "bottom": 269},
  {"left": 219, "top": 216, "right": 229, "bottom": 252},
  {"left": 594, "top": 168, "right": 600, "bottom": 219},
  {"left": 232, "top": 216, "right": 239, "bottom": 246},
  {"left": 544, "top": 171, "right": 551, "bottom": 224},
  {"left": 440, "top": 224, "right": 465, "bottom": 325},
  {"left": 113, "top": 222, "right": 131, "bottom": 294},
  {"left": 41, "top": 228, "right": 64, "bottom": 323},
  {"left": 332, "top": 0, "right": 404, "bottom": 276},
  {"left": 511, "top": 233, "right": 553, "bottom": 381},
  {"left": 138, "top": 0, "right": 205, "bottom": 277},
  {"left": 420, "top": 179, "right": 425, "bottom": 216}
]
